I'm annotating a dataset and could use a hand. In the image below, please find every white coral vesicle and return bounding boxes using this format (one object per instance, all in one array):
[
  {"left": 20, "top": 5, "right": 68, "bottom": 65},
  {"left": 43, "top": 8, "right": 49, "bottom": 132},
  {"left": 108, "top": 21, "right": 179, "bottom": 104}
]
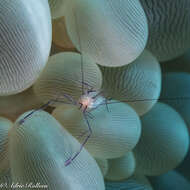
[
  {"left": 0, "top": 117, "right": 13, "bottom": 177},
  {"left": 134, "top": 102, "right": 189, "bottom": 176},
  {"left": 0, "top": 0, "right": 52, "bottom": 96},
  {"left": 101, "top": 50, "right": 161, "bottom": 116},
  {"left": 52, "top": 102, "right": 141, "bottom": 159},
  {"left": 9, "top": 111, "right": 105, "bottom": 190},
  {"left": 33, "top": 52, "right": 102, "bottom": 106},
  {"left": 64, "top": 0, "right": 148, "bottom": 67}
]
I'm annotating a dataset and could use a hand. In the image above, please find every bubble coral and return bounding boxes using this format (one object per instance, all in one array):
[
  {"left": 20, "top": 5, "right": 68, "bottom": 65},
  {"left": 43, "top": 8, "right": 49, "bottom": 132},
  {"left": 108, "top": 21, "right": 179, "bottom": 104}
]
[
  {"left": 52, "top": 103, "right": 141, "bottom": 159},
  {"left": 9, "top": 111, "right": 105, "bottom": 190},
  {"left": 149, "top": 171, "right": 190, "bottom": 190},
  {"left": 140, "top": 0, "right": 190, "bottom": 61},
  {"left": 33, "top": 52, "right": 102, "bottom": 105},
  {"left": 105, "top": 175, "right": 153, "bottom": 190},
  {"left": 105, "top": 152, "right": 136, "bottom": 181},
  {"left": 0, "top": 117, "right": 12, "bottom": 176},
  {"left": 0, "top": 87, "right": 42, "bottom": 122},
  {"left": 0, "top": 0, "right": 52, "bottom": 96},
  {"left": 134, "top": 102, "right": 189, "bottom": 176},
  {"left": 100, "top": 50, "right": 161, "bottom": 116},
  {"left": 161, "top": 72, "right": 190, "bottom": 130},
  {"left": 95, "top": 158, "right": 109, "bottom": 177},
  {"left": 64, "top": 0, "right": 148, "bottom": 67}
]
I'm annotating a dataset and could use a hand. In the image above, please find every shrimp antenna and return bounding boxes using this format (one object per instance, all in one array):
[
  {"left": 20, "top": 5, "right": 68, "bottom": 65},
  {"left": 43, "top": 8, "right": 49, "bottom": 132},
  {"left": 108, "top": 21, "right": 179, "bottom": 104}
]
[
  {"left": 99, "top": 96, "right": 190, "bottom": 106},
  {"left": 73, "top": 9, "right": 85, "bottom": 95}
]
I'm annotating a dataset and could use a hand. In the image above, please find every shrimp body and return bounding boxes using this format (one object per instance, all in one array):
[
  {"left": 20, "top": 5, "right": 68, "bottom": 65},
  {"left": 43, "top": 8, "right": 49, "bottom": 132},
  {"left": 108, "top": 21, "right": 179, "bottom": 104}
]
[{"left": 78, "top": 91, "right": 106, "bottom": 112}]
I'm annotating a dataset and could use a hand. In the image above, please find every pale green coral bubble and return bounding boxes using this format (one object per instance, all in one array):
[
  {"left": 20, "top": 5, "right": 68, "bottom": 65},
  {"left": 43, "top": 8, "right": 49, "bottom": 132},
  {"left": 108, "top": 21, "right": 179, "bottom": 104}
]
[
  {"left": 105, "top": 152, "right": 136, "bottom": 181},
  {"left": 33, "top": 52, "right": 102, "bottom": 106},
  {"left": 140, "top": 0, "right": 190, "bottom": 61},
  {"left": 105, "top": 175, "right": 153, "bottom": 190},
  {"left": 52, "top": 102, "right": 141, "bottom": 159},
  {"left": 9, "top": 111, "right": 105, "bottom": 190},
  {"left": 95, "top": 158, "right": 109, "bottom": 177},
  {"left": 0, "top": 117, "right": 13, "bottom": 177},
  {"left": 0, "top": 170, "right": 12, "bottom": 190},
  {"left": 149, "top": 171, "right": 190, "bottom": 190},
  {"left": 100, "top": 50, "right": 161, "bottom": 116},
  {"left": 161, "top": 72, "right": 190, "bottom": 130},
  {"left": 64, "top": 0, "right": 148, "bottom": 67},
  {"left": 134, "top": 102, "right": 189, "bottom": 176},
  {"left": 0, "top": 0, "right": 52, "bottom": 96},
  {"left": 0, "top": 87, "right": 43, "bottom": 122},
  {"left": 161, "top": 72, "right": 190, "bottom": 180}
]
